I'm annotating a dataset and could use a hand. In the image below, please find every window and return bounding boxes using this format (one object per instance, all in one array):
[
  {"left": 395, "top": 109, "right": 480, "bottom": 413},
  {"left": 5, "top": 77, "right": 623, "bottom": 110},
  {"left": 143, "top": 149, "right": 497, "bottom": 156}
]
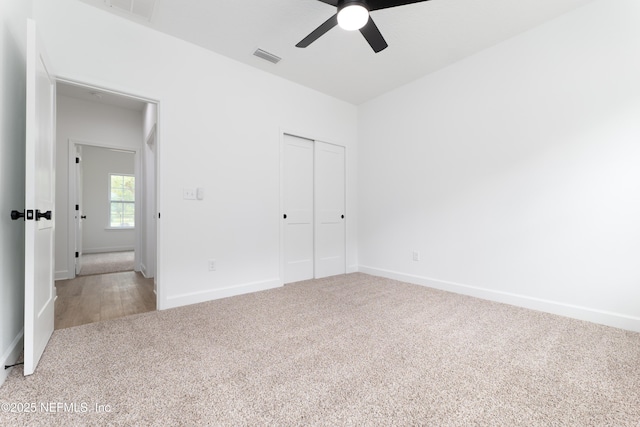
[{"left": 109, "top": 174, "right": 135, "bottom": 228}]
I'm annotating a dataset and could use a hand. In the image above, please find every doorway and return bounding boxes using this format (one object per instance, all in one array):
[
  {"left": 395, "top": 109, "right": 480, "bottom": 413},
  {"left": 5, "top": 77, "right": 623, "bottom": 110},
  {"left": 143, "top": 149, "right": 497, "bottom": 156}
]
[
  {"left": 70, "top": 142, "right": 136, "bottom": 275},
  {"left": 54, "top": 80, "right": 159, "bottom": 328},
  {"left": 281, "top": 133, "right": 346, "bottom": 284}
]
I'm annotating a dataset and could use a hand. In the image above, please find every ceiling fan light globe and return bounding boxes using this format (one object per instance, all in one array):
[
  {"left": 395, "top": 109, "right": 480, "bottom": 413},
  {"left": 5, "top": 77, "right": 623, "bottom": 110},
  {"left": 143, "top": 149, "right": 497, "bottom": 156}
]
[{"left": 337, "top": 4, "right": 369, "bottom": 31}]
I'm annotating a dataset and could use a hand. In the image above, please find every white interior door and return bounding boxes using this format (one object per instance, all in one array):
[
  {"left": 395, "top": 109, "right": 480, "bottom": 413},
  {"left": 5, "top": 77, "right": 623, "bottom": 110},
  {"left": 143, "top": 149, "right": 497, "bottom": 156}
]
[
  {"left": 314, "top": 141, "right": 346, "bottom": 278},
  {"left": 24, "top": 19, "right": 56, "bottom": 376},
  {"left": 283, "top": 134, "right": 314, "bottom": 284},
  {"left": 74, "top": 144, "right": 83, "bottom": 275}
]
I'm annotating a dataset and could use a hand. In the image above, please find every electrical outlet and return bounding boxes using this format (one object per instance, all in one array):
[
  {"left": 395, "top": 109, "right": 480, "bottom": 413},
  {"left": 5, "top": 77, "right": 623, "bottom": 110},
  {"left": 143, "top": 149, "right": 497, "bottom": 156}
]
[
  {"left": 412, "top": 250, "right": 420, "bottom": 262},
  {"left": 208, "top": 259, "right": 216, "bottom": 271}
]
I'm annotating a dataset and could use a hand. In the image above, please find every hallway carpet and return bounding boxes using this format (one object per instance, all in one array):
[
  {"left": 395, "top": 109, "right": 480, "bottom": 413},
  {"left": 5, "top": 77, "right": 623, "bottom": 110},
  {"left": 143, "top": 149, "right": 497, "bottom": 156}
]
[{"left": 78, "top": 251, "right": 134, "bottom": 276}]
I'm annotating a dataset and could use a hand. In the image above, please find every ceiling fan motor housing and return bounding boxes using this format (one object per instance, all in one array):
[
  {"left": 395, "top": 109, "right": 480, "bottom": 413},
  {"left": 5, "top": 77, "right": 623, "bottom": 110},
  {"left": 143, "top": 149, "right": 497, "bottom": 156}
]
[
  {"left": 338, "top": 0, "right": 369, "bottom": 11},
  {"left": 337, "top": 0, "right": 370, "bottom": 31}
]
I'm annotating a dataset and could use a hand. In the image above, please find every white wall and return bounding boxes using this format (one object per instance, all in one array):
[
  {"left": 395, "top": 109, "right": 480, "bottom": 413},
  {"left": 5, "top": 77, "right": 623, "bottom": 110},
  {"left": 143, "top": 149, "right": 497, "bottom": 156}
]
[
  {"left": 35, "top": 0, "right": 358, "bottom": 309},
  {"left": 81, "top": 145, "right": 135, "bottom": 253},
  {"left": 358, "top": 0, "right": 640, "bottom": 331},
  {"left": 55, "top": 94, "right": 142, "bottom": 278},
  {"left": 0, "top": 0, "right": 31, "bottom": 387}
]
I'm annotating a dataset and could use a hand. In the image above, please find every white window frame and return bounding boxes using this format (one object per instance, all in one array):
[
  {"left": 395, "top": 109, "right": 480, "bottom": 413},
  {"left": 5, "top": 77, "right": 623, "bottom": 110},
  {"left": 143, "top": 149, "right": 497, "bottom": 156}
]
[{"left": 108, "top": 173, "right": 135, "bottom": 229}]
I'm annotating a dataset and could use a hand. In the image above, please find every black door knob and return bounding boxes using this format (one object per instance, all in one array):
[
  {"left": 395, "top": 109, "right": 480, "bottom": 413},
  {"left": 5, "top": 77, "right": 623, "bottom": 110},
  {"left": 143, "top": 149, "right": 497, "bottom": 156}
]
[
  {"left": 81, "top": 215, "right": 87, "bottom": 219},
  {"left": 11, "top": 210, "right": 24, "bottom": 221},
  {"left": 341, "top": 214, "right": 344, "bottom": 219},
  {"left": 283, "top": 214, "right": 287, "bottom": 219},
  {"left": 36, "top": 210, "right": 52, "bottom": 221}
]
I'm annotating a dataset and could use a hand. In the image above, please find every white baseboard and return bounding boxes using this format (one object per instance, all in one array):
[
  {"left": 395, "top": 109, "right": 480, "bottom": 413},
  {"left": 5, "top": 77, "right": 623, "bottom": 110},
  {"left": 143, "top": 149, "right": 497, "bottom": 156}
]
[
  {"left": 139, "top": 263, "right": 155, "bottom": 279},
  {"left": 55, "top": 270, "right": 70, "bottom": 281},
  {"left": 347, "top": 264, "right": 358, "bottom": 274},
  {"left": 161, "top": 278, "right": 282, "bottom": 310},
  {"left": 1, "top": 330, "right": 24, "bottom": 387},
  {"left": 359, "top": 266, "right": 640, "bottom": 333},
  {"left": 83, "top": 246, "right": 134, "bottom": 254}
]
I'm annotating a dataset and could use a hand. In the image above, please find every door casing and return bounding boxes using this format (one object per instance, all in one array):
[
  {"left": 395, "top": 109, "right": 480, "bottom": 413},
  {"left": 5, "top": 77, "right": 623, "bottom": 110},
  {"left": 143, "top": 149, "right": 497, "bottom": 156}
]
[
  {"left": 56, "top": 77, "right": 162, "bottom": 307},
  {"left": 66, "top": 139, "right": 140, "bottom": 278}
]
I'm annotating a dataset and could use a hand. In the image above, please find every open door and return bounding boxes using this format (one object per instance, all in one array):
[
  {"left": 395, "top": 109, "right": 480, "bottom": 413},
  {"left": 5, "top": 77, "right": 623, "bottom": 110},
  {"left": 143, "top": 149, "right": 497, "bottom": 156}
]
[
  {"left": 24, "top": 19, "right": 56, "bottom": 376},
  {"left": 74, "top": 144, "right": 84, "bottom": 276}
]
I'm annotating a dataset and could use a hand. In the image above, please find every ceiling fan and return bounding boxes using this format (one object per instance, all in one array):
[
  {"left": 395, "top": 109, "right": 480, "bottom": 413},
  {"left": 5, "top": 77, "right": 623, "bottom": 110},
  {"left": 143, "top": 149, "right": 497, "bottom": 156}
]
[{"left": 296, "top": 0, "right": 431, "bottom": 53}]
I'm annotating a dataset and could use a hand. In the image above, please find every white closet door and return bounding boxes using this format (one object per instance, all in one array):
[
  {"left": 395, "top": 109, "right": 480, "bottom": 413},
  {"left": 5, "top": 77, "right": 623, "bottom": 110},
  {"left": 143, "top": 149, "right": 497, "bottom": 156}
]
[
  {"left": 283, "top": 134, "right": 314, "bottom": 283},
  {"left": 314, "top": 141, "right": 346, "bottom": 278}
]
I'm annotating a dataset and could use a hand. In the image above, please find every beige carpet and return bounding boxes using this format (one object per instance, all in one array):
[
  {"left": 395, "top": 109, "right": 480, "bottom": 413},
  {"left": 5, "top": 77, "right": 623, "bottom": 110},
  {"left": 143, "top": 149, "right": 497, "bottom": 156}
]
[
  {"left": 78, "top": 251, "right": 134, "bottom": 276},
  {"left": 1, "top": 273, "right": 639, "bottom": 426}
]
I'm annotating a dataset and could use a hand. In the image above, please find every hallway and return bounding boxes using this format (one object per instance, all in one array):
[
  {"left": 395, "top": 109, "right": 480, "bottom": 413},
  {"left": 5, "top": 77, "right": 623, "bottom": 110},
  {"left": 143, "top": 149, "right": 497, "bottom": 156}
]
[{"left": 55, "top": 271, "right": 155, "bottom": 330}]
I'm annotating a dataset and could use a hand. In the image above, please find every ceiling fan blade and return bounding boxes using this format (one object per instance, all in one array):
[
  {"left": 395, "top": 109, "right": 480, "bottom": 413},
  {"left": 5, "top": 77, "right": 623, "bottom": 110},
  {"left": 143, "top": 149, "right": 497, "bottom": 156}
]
[
  {"left": 368, "top": 0, "right": 431, "bottom": 12},
  {"left": 359, "top": 17, "right": 388, "bottom": 53},
  {"left": 317, "top": 0, "right": 339, "bottom": 6},
  {"left": 296, "top": 14, "right": 338, "bottom": 48}
]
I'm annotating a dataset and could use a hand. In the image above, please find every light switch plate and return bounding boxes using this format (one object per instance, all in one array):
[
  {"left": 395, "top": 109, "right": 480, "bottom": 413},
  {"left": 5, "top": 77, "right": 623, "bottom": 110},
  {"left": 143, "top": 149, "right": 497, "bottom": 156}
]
[{"left": 183, "top": 188, "right": 196, "bottom": 200}]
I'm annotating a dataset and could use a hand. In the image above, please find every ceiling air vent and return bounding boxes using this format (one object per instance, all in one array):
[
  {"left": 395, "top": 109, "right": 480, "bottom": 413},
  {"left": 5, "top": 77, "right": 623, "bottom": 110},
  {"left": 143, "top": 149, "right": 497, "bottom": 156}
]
[
  {"left": 104, "top": 0, "right": 156, "bottom": 21},
  {"left": 253, "top": 49, "right": 282, "bottom": 65}
]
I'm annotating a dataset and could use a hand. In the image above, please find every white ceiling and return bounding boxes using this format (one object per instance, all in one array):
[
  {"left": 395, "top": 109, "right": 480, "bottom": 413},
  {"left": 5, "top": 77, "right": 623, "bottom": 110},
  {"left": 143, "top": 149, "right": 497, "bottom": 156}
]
[{"left": 78, "top": 0, "right": 594, "bottom": 105}]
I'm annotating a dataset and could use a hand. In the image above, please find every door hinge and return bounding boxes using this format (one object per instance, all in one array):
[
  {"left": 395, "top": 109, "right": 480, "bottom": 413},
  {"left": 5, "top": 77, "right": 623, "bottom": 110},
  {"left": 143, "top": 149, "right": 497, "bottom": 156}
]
[
  {"left": 75, "top": 252, "right": 79, "bottom": 258},
  {"left": 76, "top": 157, "right": 80, "bottom": 164},
  {"left": 75, "top": 204, "right": 79, "bottom": 211}
]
